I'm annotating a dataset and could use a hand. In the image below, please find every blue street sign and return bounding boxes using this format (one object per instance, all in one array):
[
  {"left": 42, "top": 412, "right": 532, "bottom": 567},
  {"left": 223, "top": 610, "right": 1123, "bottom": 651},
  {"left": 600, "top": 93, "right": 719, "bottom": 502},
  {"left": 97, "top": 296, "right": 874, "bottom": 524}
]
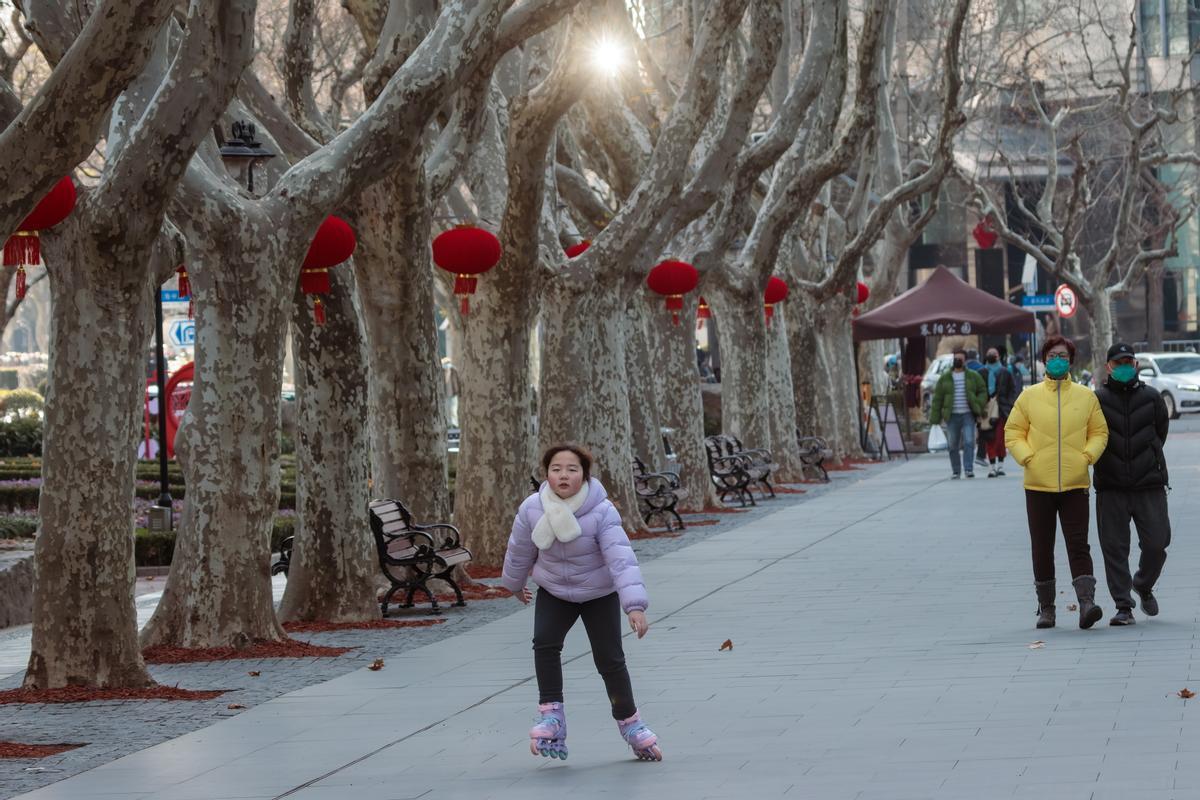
[
  {"left": 167, "top": 319, "right": 195, "bottom": 347},
  {"left": 1021, "top": 294, "right": 1054, "bottom": 308},
  {"left": 160, "top": 289, "right": 187, "bottom": 303}
]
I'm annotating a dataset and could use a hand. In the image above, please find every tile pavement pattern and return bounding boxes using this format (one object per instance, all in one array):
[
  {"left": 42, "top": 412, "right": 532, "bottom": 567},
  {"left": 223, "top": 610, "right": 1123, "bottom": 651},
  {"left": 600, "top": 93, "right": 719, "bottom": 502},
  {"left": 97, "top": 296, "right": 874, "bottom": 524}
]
[
  {"left": 8, "top": 432, "right": 1200, "bottom": 798},
  {"left": 0, "top": 463, "right": 883, "bottom": 798}
]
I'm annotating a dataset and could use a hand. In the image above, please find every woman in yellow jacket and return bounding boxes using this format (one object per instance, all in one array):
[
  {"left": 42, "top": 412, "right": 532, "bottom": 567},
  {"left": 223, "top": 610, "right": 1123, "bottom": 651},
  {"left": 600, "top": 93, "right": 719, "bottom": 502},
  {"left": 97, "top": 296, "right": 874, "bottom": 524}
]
[{"left": 1005, "top": 336, "right": 1109, "bottom": 630}]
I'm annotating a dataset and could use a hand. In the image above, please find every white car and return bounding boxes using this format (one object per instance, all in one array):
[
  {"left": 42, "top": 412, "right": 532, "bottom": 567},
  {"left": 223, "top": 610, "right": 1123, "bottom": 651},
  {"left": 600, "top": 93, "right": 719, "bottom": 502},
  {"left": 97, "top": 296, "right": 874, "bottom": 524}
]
[
  {"left": 920, "top": 353, "right": 955, "bottom": 411},
  {"left": 1134, "top": 352, "right": 1200, "bottom": 419}
]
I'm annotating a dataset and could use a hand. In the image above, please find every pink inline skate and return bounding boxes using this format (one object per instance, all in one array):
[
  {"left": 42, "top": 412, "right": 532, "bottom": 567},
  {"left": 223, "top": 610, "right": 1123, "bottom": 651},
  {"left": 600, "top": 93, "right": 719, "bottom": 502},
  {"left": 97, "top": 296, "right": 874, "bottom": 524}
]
[
  {"left": 529, "top": 702, "right": 567, "bottom": 760},
  {"left": 617, "top": 710, "right": 662, "bottom": 761}
]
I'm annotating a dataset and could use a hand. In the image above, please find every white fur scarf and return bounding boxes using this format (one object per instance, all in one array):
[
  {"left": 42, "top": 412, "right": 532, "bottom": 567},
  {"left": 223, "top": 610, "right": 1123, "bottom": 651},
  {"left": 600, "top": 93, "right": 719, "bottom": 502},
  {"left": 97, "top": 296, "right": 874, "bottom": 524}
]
[{"left": 531, "top": 483, "right": 589, "bottom": 551}]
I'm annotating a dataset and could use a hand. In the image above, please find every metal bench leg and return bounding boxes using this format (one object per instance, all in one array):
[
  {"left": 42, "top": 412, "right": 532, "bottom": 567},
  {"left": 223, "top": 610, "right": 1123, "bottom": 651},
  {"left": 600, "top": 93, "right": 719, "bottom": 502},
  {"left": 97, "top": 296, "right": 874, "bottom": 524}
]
[
  {"left": 380, "top": 585, "right": 401, "bottom": 618},
  {"left": 401, "top": 586, "right": 417, "bottom": 609},
  {"left": 669, "top": 507, "right": 685, "bottom": 530}
]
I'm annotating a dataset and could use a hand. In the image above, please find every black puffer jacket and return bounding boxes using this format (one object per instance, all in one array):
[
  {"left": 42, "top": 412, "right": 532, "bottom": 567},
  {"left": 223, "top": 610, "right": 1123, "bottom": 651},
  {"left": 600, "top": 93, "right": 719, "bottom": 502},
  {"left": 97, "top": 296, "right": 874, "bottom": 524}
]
[{"left": 1093, "top": 377, "right": 1170, "bottom": 491}]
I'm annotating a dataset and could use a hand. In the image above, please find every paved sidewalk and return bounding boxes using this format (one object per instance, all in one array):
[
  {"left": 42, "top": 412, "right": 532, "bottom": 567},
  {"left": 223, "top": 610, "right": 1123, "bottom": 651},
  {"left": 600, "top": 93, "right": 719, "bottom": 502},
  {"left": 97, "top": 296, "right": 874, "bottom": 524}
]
[{"left": 10, "top": 435, "right": 1200, "bottom": 799}]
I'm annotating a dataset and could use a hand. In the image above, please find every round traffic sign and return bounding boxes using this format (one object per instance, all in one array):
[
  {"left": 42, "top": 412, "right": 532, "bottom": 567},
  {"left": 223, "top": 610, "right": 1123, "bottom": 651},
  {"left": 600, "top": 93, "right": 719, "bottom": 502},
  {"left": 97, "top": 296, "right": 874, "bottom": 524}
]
[{"left": 1054, "top": 284, "right": 1077, "bottom": 318}]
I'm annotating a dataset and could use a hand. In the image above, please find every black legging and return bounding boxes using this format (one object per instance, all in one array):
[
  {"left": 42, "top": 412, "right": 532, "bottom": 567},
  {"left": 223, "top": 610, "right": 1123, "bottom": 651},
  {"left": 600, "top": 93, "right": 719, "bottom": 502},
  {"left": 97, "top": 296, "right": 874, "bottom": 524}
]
[{"left": 532, "top": 588, "right": 637, "bottom": 720}]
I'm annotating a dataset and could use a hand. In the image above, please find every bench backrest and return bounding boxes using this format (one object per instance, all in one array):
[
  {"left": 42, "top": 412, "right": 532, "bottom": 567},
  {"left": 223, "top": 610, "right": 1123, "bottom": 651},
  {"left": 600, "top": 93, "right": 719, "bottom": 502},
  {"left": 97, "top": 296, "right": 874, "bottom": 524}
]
[{"left": 369, "top": 499, "right": 422, "bottom": 561}]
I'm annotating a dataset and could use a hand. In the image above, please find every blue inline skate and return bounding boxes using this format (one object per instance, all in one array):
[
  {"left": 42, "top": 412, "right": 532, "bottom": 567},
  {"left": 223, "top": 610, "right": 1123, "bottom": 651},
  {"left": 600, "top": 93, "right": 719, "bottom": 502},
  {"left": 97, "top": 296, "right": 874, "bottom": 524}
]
[
  {"left": 618, "top": 710, "right": 662, "bottom": 761},
  {"left": 529, "top": 702, "right": 567, "bottom": 760}
]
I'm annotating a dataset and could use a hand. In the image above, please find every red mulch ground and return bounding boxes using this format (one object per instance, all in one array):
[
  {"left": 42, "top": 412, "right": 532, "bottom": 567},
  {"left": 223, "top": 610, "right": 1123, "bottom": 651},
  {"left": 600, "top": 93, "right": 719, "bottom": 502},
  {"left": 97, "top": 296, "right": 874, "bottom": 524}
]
[
  {"left": 708, "top": 507, "right": 750, "bottom": 514},
  {"left": 282, "top": 619, "right": 445, "bottom": 633},
  {"left": 773, "top": 486, "right": 807, "bottom": 494},
  {"left": 142, "top": 639, "right": 354, "bottom": 664},
  {"left": 630, "top": 528, "right": 682, "bottom": 540},
  {"left": 466, "top": 565, "right": 503, "bottom": 579},
  {"left": 0, "top": 741, "right": 84, "bottom": 758},
  {"left": 680, "top": 518, "right": 720, "bottom": 527},
  {"left": 824, "top": 460, "right": 865, "bottom": 471},
  {"left": 0, "top": 686, "right": 225, "bottom": 705}
]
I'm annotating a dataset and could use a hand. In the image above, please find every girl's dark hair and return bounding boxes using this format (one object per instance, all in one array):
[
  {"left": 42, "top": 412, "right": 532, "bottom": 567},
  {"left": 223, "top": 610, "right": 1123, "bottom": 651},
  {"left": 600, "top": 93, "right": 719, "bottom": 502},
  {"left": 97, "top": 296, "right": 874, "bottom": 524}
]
[
  {"left": 541, "top": 442, "right": 593, "bottom": 481},
  {"left": 1041, "top": 335, "right": 1076, "bottom": 364}
]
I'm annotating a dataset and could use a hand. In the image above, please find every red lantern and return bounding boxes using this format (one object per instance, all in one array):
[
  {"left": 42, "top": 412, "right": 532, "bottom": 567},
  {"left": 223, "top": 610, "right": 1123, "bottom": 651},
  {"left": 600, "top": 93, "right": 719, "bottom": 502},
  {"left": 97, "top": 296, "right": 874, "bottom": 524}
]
[
  {"left": 646, "top": 260, "right": 699, "bottom": 325},
  {"left": 696, "top": 296, "right": 711, "bottom": 329},
  {"left": 176, "top": 265, "right": 195, "bottom": 318},
  {"left": 564, "top": 240, "right": 591, "bottom": 258},
  {"left": 763, "top": 276, "right": 789, "bottom": 323},
  {"left": 856, "top": 281, "right": 870, "bottom": 304},
  {"left": 972, "top": 218, "right": 998, "bottom": 249},
  {"left": 4, "top": 176, "right": 76, "bottom": 299},
  {"left": 300, "top": 216, "right": 356, "bottom": 325},
  {"left": 433, "top": 225, "right": 502, "bottom": 315}
]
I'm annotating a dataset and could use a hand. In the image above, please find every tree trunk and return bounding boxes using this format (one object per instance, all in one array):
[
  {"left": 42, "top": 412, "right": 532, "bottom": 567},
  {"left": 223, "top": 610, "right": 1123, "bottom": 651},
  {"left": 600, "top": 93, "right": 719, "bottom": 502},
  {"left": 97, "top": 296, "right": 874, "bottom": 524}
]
[
  {"left": 1089, "top": 294, "right": 1116, "bottom": 375},
  {"left": 788, "top": 291, "right": 823, "bottom": 438},
  {"left": 539, "top": 281, "right": 643, "bottom": 531},
  {"left": 816, "top": 299, "right": 865, "bottom": 459},
  {"left": 278, "top": 268, "right": 378, "bottom": 623},
  {"left": 23, "top": 220, "right": 153, "bottom": 689},
  {"left": 141, "top": 236, "right": 288, "bottom": 649},
  {"left": 712, "top": 286, "right": 771, "bottom": 448},
  {"left": 764, "top": 304, "right": 804, "bottom": 481},
  {"left": 655, "top": 295, "right": 719, "bottom": 510},
  {"left": 453, "top": 282, "right": 537, "bottom": 568},
  {"left": 354, "top": 172, "right": 449, "bottom": 520},
  {"left": 624, "top": 294, "right": 668, "bottom": 470},
  {"left": 1147, "top": 262, "right": 1165, "bottom": 351}
]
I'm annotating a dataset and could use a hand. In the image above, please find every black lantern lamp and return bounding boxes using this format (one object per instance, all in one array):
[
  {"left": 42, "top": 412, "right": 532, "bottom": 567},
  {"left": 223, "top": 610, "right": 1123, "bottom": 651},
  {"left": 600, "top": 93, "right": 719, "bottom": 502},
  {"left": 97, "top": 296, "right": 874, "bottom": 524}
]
[{"left": 219, "top": 121, "right": 275, "bottom": 194}]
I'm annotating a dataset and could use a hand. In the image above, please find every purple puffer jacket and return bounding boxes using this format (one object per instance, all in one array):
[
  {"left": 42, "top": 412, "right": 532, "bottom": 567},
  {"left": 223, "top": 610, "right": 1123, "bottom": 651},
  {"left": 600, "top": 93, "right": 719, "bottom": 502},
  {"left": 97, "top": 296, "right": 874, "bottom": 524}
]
[{"left": 501, "top": 478, "right": 649, "bottom": 613}]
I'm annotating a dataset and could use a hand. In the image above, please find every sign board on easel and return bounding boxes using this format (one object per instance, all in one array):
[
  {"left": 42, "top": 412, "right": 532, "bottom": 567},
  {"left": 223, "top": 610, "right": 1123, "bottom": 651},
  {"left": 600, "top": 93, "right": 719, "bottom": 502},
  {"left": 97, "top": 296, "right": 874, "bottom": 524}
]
[{"left": 875, "top": 397, "right": 908, "bottom": 460}]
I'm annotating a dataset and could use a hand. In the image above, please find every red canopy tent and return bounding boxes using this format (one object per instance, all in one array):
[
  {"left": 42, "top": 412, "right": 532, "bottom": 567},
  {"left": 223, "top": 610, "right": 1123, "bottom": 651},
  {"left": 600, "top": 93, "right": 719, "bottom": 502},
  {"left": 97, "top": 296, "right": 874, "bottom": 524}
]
[{"left": 852, "top": 266, "right": 1035, "bottom": 342}]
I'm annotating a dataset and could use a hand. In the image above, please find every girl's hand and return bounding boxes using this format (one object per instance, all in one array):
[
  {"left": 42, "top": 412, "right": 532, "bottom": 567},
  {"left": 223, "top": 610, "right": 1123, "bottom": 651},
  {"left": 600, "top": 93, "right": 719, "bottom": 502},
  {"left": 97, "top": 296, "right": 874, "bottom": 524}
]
[
  {"left": 509, "top": 587, "right": 532, "bottom": 604},
  {"left": 628, "top": 610, "right": 648, "bottom": 639}
]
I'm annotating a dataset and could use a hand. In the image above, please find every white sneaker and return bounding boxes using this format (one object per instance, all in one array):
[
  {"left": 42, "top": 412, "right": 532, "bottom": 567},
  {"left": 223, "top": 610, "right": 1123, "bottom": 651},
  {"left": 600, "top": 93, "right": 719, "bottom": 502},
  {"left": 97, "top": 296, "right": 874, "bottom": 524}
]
[{"left": 987, "top": 467, "right": 997, "bottom": 478}]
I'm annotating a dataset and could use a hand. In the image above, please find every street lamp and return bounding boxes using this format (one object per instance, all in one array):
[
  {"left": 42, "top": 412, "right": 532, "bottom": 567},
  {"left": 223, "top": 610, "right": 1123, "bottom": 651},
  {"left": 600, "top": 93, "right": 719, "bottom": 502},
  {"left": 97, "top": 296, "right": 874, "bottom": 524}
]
[
  {"left": 219, "top": 120, "right": 275, "bottom": 194},
  {"left": 149, "top": 291, "right": 173, "bottom": 533}
]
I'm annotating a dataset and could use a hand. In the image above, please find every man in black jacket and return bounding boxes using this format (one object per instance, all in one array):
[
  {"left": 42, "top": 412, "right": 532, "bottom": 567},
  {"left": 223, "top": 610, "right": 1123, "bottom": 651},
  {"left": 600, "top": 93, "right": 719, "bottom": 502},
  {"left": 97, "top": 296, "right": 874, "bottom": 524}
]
[{"left": 1094, "top": 342, "right": 1171, "bottom": 626}]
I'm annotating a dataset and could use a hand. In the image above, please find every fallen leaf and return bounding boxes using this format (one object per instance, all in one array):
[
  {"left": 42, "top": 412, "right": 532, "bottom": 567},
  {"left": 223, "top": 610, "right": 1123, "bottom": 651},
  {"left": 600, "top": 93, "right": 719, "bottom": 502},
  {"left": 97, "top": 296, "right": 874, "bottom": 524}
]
[
  {"left": 368, "top": 658, "right": 385, "bottom": 671},
  {"left": 226, "top": 703, "right": 246, "bottom": 710},
  {"left": 719, "top": 639, "right": 733, "bottom": 652},
  {"left": 1179, "top": 689, "right": 1195, "bottom": 699},
  {"left": 247, "top": 671, "right": 260, "bottom": 677},
  {"left": 1067, "top": 603, "right": 1078, "bottom": 611},
  {"left": 1028, "top": 641, "right": 1045, "bottom": 649}
]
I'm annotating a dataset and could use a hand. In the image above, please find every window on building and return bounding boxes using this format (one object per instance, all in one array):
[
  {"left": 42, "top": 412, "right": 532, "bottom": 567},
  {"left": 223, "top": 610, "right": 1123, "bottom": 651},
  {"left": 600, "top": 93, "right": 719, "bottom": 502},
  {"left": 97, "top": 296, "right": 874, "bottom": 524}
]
[
  {"left": 1167, "top": 0, "right": 1192, "bottom": 55},
  {"left": 1142, "top": 0, "right": 1164, "bottom": 56}
]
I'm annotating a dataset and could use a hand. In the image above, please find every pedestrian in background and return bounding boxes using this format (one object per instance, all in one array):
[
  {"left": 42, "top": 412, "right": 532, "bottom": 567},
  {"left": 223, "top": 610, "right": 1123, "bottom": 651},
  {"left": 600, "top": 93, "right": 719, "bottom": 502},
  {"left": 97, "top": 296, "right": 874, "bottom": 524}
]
[
  {"left": 1005, "top": 336, "right": 1109, "bottom": 629},
  {"left": 1093, "top": 343, "right": 1171, "bottom": 626},
  {"left": 981, "top": 346, "right": 1020, "bottom": 477},
  {"left": 929, "top": 348, "right": 987, "bottom": 479}
]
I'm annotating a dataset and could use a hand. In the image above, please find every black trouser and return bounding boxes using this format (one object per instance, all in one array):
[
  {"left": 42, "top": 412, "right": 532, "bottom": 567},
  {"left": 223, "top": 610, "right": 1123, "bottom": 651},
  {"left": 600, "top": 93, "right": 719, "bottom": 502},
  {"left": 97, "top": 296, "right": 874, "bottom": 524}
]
[
  {"left": 1025, "top": 489, "right": 1093, "bottom": 582},
  {"left": 532, "top": 588, "right": 636, "bottom": 720},
  {"left": 1097, "top": 488, "right": 1171, "bottom": 610}
]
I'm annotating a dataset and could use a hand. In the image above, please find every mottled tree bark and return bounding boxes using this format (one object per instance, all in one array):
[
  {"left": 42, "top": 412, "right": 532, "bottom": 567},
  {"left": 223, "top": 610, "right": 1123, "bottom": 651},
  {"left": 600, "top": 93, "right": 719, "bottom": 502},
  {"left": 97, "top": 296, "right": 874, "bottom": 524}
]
[
  {"left": 624, "top": 294, "right": 667, "bottom": 470},
  {"left": 279, "top": 267, "right": 378, "bottom": 623},
  {"left": 710, "top": 286, "right": 771, "bottom": 449},
  {"left": 787, "top": 291, "right": 823, "bottom": 439},
  {"left": 23, "top": 217, "right": 154, "bottom": 689},
  {"left": 764, "top": 303, "right": 803, "bottom": 480},
  {"left": 655, "top": 294, "right": 718, "bottom": 510},
  {"left": 354, "top": 170, "right": 448, "bottom": 520}
]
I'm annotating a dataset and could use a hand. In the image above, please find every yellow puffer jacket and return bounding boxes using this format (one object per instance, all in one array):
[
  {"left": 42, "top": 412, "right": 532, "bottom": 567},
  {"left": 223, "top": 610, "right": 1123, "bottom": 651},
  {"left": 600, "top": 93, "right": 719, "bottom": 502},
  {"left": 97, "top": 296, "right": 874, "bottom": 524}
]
[{"left": 1005, "top": 376, "right": 1109, "bottom": 492}]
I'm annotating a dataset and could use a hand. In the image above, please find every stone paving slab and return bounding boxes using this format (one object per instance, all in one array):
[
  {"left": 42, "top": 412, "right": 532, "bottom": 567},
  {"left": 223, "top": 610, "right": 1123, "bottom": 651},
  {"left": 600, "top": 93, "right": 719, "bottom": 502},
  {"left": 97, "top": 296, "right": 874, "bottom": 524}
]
[{"left": 8, "top": 431, "right": 1200, "bottom": 798}]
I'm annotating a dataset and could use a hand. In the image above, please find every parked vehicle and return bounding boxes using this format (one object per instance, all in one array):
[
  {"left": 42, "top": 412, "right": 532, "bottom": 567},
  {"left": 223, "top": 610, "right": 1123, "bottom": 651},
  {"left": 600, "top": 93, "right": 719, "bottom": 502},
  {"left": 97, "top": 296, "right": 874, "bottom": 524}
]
[
  {"left": 920, "top": 353, "right": 955, "bottom": 412},
  {"left": 1134, "top": 352, "right": 1200, "bottom": 419}
]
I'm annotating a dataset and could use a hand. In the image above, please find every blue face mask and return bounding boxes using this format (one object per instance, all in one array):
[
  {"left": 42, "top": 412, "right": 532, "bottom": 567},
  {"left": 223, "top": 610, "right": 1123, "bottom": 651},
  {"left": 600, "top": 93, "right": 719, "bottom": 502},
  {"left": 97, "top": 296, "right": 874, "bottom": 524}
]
[
  {"left": 1111, "top": 364, "right": 1137, "bottom": 384},
  {"left": 1046, "top": 356, "right": 1070, "bottom": 379}
]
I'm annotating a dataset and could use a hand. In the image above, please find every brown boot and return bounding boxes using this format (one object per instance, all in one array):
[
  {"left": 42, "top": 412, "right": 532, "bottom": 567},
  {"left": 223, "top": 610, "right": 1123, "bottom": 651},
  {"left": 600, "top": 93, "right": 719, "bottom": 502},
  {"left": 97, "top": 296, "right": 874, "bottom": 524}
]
[{"left": 1035, "top": 579, "right": 1055, "bottom": 629}]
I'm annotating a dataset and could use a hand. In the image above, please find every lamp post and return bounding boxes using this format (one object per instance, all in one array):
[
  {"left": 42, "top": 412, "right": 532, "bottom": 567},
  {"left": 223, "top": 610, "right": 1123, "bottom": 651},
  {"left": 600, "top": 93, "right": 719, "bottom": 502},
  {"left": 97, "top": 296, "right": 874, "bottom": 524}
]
[
  {"left": 151, "top": 292, "right": 172, "bottom": 529},
  {"left": 218, "top": 120, "right": 275, "bottom": 194}
]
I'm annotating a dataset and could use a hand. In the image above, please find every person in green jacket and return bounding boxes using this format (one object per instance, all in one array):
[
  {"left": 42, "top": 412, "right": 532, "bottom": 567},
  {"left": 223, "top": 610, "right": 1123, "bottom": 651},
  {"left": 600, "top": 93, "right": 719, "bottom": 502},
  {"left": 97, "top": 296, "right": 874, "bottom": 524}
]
[{"left": 929, "top": 348, "right": 988, "bottom": 479}]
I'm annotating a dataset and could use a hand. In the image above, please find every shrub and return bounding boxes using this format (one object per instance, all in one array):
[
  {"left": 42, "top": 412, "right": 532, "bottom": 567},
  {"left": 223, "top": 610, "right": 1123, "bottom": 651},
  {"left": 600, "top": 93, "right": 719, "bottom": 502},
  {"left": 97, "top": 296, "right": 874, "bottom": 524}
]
[
  {"left": 0, "top": 515, "right": 37, "bottom": 538},
  {"left": 0, "top": 388, "right": 43, "bottom": 417},
  {"left": 0, "top": 369, "right": 18, "bottom": 390},
  {"left": 0, "top": 417, "right": 41, "bottom": 457},
  {"left": 133, "top": 516, "right": 297, "bottom": 566}
]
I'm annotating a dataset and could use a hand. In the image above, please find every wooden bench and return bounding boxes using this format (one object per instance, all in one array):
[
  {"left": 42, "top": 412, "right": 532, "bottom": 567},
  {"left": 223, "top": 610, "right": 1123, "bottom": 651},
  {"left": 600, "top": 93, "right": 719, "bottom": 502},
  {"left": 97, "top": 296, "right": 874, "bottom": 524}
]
[
  {"left": 631, "top": 457, "right": 688, "bottom": 531},
  {"left": 707, "top": 435, "right": 779, "bottom": 501},
  {"left": 369, "top": 499, "right": 472, "bottom": 615},
  {"left": 703, "top": 436, "right": 756, "bottom": 507},
  {"left": 798, "top": 435, "right": 833, "bottom": 482},
  {"left": 271, "top": 537, "right": 293, "bottom": 576}
]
